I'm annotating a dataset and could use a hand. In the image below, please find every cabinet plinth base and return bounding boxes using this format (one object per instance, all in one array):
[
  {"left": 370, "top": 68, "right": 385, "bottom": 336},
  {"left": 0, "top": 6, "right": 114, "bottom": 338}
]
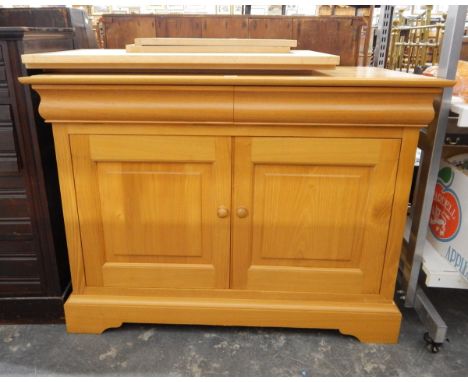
[{"left": 64, "top": 293, "right": 401, "bottom": 343}]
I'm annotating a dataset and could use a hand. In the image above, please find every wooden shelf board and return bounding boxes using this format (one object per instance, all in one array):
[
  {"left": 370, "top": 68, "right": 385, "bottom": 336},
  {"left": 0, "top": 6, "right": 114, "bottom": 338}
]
[
  {"left": 134, "top": 37, "right": 298, "bottom": 47},
  {"left": 21, "top": 49, "right": 340, "bottom": 71}
]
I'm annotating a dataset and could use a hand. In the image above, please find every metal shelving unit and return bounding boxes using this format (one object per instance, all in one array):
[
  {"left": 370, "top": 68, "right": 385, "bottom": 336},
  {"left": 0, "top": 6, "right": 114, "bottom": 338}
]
[{"left": 401, "top": 5, "right": 468, "bottom": 353}]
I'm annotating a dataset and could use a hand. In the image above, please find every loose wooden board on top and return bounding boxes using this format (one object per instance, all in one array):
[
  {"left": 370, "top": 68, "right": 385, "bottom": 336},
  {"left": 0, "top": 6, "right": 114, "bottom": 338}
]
[
  {"left": 134, "top": 37, "right": 298, "bottom": 47},
  {"left": 126, "top": 44, "right": 291, "bottom": 53},
  {"left": 21, "top": 48, "right": 340, "bottom": 71},
  {"left": 128, "top": 38, "right": 295, "bottom": 54}
]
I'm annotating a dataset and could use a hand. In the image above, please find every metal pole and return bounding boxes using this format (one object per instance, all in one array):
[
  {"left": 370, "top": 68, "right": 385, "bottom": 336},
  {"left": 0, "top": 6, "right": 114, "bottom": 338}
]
[
  {"left": 373, "top": 5, "right": 394, "bottom": 67},
  {"left": 405, "top": 5, "right": 467, "bottom": 307}
]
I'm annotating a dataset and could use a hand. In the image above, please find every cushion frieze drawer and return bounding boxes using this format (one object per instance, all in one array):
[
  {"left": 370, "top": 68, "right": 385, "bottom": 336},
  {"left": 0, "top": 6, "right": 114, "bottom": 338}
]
[
  {"left": 33, "top": 85, "right": 234, "bottom": 122},
  {"left": 233, "top": 87, "right": 437, "bottom": 125}
]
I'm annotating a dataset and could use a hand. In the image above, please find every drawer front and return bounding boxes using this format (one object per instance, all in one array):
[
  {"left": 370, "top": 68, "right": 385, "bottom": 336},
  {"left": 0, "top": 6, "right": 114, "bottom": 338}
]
[
  {"left": 0, "top": 104, "right": 11, "bottom": 122},
  {"left": 0, "top": 219, "right": 33, "bottom": 240},
  {"left": 0, "top": 257, "right": 40, "bottom": 278},
  {"left": 0, "top": 42, "right": 9, "bottom": 100},
  {"left": 232, "top": 137, "right": 401, "bottom": 294},
  {"left": 0, "top": 239, "right": 35, "bottom": 255},
  {"left": 0, "top": 124, "right": 15, "bottom": 152},
  {"left": 0, "top": 242, "right": 41, "bottom": 296},
  {"left": 0, "top": 278, "right": 42, "bottom": 296},
  {"left": 0, "top": 174, "right": 25, "bottom": 190},
  {"left": 0, "top": 105, "right": 19, "bottom": 173},
  {"left": 0, "top": 193, "right": 30, "bottom": 219},
  {"left": 0, "top": 87, "right": 8, "bottom": 100}
]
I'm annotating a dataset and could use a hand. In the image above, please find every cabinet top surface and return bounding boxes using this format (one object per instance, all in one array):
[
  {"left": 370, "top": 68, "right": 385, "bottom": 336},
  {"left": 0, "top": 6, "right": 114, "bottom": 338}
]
[{"left": 21, "top": 66, "right": 454, "bottom": 88}]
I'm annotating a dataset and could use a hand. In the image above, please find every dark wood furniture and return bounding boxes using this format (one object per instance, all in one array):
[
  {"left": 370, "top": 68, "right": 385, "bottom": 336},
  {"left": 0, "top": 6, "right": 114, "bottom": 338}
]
[
  {"left": 0, "top": 27, "right": 77, "bottom": 321},
  {"left": 0, "top": 7, "right": 97, "bottom": 49},
  {"left": 99, "top": 14, "right": 370, "bottom": 66}
]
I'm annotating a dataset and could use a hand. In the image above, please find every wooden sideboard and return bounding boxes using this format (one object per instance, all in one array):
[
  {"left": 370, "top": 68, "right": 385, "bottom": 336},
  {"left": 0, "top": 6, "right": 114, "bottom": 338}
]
[{"left": 20, "top": 57, "right": 453, "bottom": 341}]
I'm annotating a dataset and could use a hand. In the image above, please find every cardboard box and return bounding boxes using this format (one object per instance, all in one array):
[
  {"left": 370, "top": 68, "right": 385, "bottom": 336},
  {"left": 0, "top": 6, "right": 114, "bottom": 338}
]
[
  {"left": 334, "top": 6, "right": 356, "bottom": 16},
  {"left": 428, "top": 154, "right": 468, "bottom": 280},
  {"left": 318, "top": 5, "right": 333, "bottom": 16}
]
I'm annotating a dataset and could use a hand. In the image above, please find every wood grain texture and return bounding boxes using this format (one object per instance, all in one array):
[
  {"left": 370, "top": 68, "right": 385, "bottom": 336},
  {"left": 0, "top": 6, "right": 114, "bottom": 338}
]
[
  {"left": 103, "top": 15, "right": 155, "bottom": 49},
  {"left": 292, "top": 17, "right": 364, "bottom": 66},
  {"left": 64, "top": 293, "right": 402, "bottom": 343},
  {"left": 19, "top": 85, "right": 444, "bottom": 127},
  {"left": 126, "top": 44, "right": 291, "bottom": 54},
  {"left": 31, "top": 85, "right": 234, "bottom": 123},
  {"left": 25, "top": 70, "right": 447, "bottom": 342},
  {"left": 99, "top": 14, "right": 368, "bottom": 66},
  {"left": 134, "top": 37, "right": 297, "bottom": 47},
  {"left": 69, "top": 134, "right": 231, "bottom": 289},
  {"left": 234, "top": 87, "right": 437, "bottom": 125},
  {"left": 155, "top": 16, "right": 202, "bottom": 39},
  {"left": 61, "top": 124, "right": 407, "bottom": 138},
  {"left": 231, "top": 137, "right": 400, "bottom": 294},
  {"left": 52, "top": 126, "right": 85, "bottom": 292},
  {"left": 248, "top": 17, "right": 294, "bottom": 39},
  {"left": 21, "top": 49, "right": 339, "bottom": 71},
  {"left": 20, "top": 68, "right": 453, "bottom": 88},
  {"left": 202, "top": 17, "right": 249, "bottom": 38},
  {"left": 379, "top": 127, "right": 420, "bottom": 299}
]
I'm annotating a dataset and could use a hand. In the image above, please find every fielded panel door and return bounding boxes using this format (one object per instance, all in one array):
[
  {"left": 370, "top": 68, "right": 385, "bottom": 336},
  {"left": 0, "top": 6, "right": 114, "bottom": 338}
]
[
  {"left": 232, "top": 137, "right": 401, "bottom": 294},
  {"left": 70, "top": 135, "right": 231, "bottom": 289}
]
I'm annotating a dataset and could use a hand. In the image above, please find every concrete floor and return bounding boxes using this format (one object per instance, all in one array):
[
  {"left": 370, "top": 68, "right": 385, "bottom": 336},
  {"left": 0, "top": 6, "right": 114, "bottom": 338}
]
[{"left": 1, "top": 288, "right": 467, "bottom": 377}]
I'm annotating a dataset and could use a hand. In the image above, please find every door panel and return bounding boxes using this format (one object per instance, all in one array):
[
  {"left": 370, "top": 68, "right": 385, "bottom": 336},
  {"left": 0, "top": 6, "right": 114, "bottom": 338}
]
[
  {"left": 70, "top": 135, "right": 231, "bottom": 289},
  {"left": 232, "top": 137, "right": 400, "bottom": 294}
]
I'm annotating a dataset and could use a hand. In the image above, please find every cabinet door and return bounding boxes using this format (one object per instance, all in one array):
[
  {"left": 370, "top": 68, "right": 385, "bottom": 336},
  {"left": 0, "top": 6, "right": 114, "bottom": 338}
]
[
  {"left": 232, "top": 137, "right": 400, "bottom": 294},
  {"left": 70, "top": 135, "right": 231, "bottom": 289}
]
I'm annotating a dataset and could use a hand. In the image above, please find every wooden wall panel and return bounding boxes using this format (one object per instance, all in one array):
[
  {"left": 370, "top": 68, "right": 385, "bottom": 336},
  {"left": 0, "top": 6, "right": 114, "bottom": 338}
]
[
  {"left": 248, "top": 17, "right": 293, "bottom": 39},
  {"left": 293, "top": 17, "right": 365, "bottom": 66},
  {"left": 101, "top": 15, "right": 368, "bottom": 65},
  {"left": 155, "top": 16, "right": 202, "bottom": 38},
  {"left": 104, "top": 16, "right": 156, "bottom": 48},
  {"left": 202, "top": 17, "right": 249, "bottom": 38}
]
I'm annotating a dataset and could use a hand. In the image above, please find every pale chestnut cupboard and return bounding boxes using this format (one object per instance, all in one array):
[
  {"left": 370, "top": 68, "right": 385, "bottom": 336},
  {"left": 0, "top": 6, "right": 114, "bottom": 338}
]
[
  {"left": 72, "top": 134, "right": 399, "bottom": 294},
  {"left": 20, "top": 61, "right": 453, "bottom": 343}
]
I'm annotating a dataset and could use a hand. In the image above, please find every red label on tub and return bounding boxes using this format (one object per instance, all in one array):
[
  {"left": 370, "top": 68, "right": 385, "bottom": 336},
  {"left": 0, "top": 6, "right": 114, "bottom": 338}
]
[{"left": 430, "top": 182, "right": 461, "bottom": 241}]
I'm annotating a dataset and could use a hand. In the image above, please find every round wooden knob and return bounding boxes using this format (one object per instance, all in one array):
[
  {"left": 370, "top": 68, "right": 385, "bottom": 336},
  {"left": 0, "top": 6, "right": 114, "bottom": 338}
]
[
  {"left": 236, "top": 207, "right": 249, "bottom": 218},
  {"left": 217, "top": 206, "right": 229, "bottom": 218}
]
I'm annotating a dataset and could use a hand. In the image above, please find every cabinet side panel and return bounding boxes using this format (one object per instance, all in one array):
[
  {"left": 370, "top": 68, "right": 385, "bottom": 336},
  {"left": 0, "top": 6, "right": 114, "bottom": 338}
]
[
  {"left": 380, "top": 127, "right": 419, "bottom": 299},
  {"left": 52, "top": 125, "right": 86, "bottom": 292}
]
